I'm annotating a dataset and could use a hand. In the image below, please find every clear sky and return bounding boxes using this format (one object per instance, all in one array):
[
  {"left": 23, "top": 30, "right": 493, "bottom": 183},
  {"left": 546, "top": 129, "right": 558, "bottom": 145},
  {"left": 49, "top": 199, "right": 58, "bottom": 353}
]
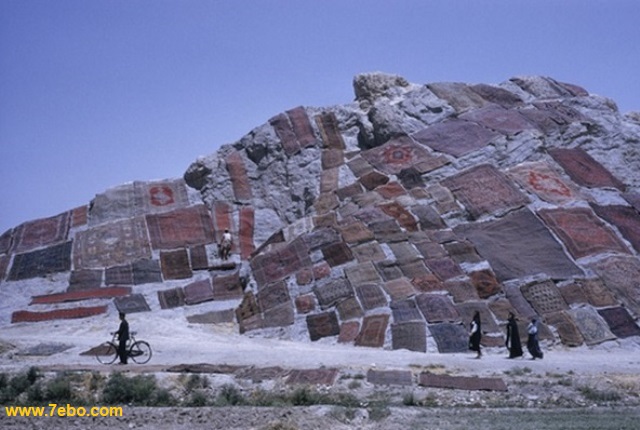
[{"left": 1, "top": 0, "right": 639, "bottom": 233}]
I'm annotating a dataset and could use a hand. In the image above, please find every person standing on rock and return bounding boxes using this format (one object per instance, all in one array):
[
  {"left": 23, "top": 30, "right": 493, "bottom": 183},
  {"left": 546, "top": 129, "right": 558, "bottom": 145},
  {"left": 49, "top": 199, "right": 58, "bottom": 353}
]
[
  {"left": 527, "top": 317, "right": 544, "bottom": 360},
  {"left": 505, "top": 312, "right": 523, "bottom": 359},
  {"left": 219, "top": 229, "right": 232, "bottom": 260},
  {"left": 469, "top": 311, "right": 482, "bottom": 359},
  {"left": 116, "top": 312, "right": 129, "bottom": 365}
]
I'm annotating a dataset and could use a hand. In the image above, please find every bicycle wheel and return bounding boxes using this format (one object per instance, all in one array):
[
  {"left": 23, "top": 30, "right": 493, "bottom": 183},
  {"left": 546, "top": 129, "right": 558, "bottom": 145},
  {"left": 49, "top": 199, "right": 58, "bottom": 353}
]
[
  {"left": 129, "top": 340, "right": 152, "bottom": 364},
  {"left": 95, "top": 342, "right": 118, "bottom": 364}
]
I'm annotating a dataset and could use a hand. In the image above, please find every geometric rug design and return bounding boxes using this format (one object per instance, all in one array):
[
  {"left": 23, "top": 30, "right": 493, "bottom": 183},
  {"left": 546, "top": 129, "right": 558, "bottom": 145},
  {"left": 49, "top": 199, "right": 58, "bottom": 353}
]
[
  {"left": 355, "top": 314, "right": 389, "bottom": 348},
  {"left": 569, "top": 306, "right": 616, "bottom": 346},
  {"left": 73, "top": 217, "right": 151, "bottom": 269},
  {"left": 597, "top": 307, "right": 640, "bottom": 338},
  {"left": 8, "top": 241, "right": 73, "bottom": 281},
  {"left": 588, "top": 256, "right": 640, "bottom": 316},
  {"left": 390, "top": 297, "right": 424, "bottom": 323},
  {"left": 591, "top": 204, "right": 640, "bottom": 253},
  {"left": 442, "top": 164, "right": 529, "bottom": 220},
  {"left": 508, "top": 161, "right": 581, "bottom": 205},
  {"left": 183, "top": 279, "right": 215, "bottom": 305},
  {"left": 429, "top": 323, "right": 469, "bottom": 353},
  {"left": 520, "top": 280, "right": 568, "bottom": 316},
  {"left": 113, "top": 294, "right": 151, "bottom": 314},
  {"left": 544, "top": 311, "right": 584, "bottom": 346},
  {"left": 416, "top": 294, "right": 460, "bottom": 323},
  {"left": 157, "top": 287, "right": 186, "bottom": 309},
  {"left": 454, "top": 209, "right": 582, "bottom": 282},
  {"left": 160, "top": 249, "right": 193, "bottom": 280},
  {"left": 391, "top": 322, "right": 427, "bottom": 352},
  {"left": 306, "top": 311, "right": 340, "bottom": 341},
  {"left": 538, "top": 207, "right": 629, "bottom": 259},
  {"left": 11, "top": 212, "right": 70, "bottom": 254},
  {"left": 147, "top": 205, "right": 216, "bottom": 250}
]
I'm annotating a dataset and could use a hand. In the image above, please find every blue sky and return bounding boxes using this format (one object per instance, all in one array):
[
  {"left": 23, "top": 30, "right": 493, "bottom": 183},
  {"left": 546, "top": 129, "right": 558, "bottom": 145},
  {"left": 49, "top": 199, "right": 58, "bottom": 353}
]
[{"left": 1, "top": 0, "right": 639, "bottom": 233}]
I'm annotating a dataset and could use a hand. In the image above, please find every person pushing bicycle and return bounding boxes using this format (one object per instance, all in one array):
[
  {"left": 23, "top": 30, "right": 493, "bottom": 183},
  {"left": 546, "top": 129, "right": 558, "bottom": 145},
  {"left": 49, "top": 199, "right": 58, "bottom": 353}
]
[{"left": 116, "top": 312, "right": 129, "bottom": 364}]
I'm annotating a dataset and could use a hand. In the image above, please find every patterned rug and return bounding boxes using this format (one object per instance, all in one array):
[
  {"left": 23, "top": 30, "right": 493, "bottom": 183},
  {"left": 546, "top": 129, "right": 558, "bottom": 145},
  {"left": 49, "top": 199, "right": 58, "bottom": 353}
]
[
  {"left": 454, "top": 209, "right": 582, "bottom": 282},
  {"left": 442, "top": 164, "right": 529, "bottom": 220}
]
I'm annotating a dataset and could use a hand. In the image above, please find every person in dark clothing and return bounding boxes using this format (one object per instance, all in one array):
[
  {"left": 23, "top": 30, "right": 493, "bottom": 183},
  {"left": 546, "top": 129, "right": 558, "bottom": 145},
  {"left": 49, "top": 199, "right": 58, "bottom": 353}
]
[
  {"left": 527, "top": 317, "right": 544, "bottom": 360},
  {"left": 117, "top": 312, "right": 130, "bottom": 364},
  {"left": 505, "top": 312, "right": 523, "bottom": 359},
  {"left": 469, "top": 311, "right": 482, "bottom": 359}
]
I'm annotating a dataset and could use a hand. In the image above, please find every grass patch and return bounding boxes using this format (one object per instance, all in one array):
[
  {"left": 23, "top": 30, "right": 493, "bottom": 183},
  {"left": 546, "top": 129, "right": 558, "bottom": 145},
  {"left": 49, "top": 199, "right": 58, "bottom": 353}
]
[
  {"left": 578, "top": 385, "right": 622, "bottom": 403},
  {"left": 504, "top": 366, "right": 533, "bottom": 376}
]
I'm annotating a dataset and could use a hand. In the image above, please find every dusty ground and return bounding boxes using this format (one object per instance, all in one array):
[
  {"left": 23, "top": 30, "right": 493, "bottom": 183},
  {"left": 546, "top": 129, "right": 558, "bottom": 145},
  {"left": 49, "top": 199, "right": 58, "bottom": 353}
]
[{"left": 2, "top": 313, "right": 640, "bottom": 429}]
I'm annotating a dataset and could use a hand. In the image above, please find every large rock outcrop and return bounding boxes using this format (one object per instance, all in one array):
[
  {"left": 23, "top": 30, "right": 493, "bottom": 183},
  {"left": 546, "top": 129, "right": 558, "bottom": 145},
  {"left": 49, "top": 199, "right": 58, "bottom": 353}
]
[{"left": 2, "top": 73, "right": 640, "bottom": 354}]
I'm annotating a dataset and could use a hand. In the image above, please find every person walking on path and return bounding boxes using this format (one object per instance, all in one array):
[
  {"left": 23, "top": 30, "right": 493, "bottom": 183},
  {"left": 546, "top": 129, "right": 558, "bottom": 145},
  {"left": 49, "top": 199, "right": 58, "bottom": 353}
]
[
  {"left": 505, "top": 312, "right": 523, "bottom": 359},
  {"left": 469, "top": 311, "right": 482, "bottom": 359},
  {"left": 527, "top": 317, "right": 544, "bottom": 360}
]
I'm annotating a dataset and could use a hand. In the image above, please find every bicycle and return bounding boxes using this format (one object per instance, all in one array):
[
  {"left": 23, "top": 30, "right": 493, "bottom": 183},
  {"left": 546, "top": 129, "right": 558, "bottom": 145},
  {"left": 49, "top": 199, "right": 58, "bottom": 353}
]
[{"left": 94, "top": 331, "right": 152, "bottom": 364}]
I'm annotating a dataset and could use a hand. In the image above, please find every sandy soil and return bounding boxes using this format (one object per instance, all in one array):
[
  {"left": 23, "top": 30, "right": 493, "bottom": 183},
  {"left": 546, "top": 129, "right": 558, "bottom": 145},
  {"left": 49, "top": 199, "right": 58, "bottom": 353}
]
[{"left": 2, "top": 311, "right": 640, "bottom": 429}]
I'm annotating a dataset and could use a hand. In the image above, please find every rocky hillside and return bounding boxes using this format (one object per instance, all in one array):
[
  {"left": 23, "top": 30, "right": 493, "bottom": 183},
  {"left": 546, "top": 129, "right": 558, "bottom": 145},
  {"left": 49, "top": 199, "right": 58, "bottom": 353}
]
[{"left": 2, "top": 73, "right": 640, "bottom": 354}]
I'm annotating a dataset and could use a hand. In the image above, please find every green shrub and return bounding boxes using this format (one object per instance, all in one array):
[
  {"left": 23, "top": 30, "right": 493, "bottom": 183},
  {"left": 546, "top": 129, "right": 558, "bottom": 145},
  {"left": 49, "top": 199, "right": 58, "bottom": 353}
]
[
  {"left": 248, "top": 388, "right": 287, "bottom": 407},
  {"left": 402, "top": 391, "right": 418, "bottom": 406},
  {"left": 330, "top": 392, "right": 359, "bottom": 408},
  {"left": 45, "top": 375, "right": 74, "bottom": 403},
  {"left": 290, "top": 386, "right": 322, "bottom": 406},
  {"left": 184, "top": 374, "right": 209, "bottom": 392},
  {"left": 26, "top": 383, "right": 45, "bottom": 403},
  {"left": 102, "top": 372, "right": 175, "bottom": 406},
  {"left": 9, "top": 373, "right": 31, "bottom": 395},
  {"left": 185, "top": 390, "right": 208, "bottom": 407},
  {"left": 216, "top": 383, "right": 244, "bottom": 406},
  {"left": 0, "top": 373, "right": 7, "bottom": 390}
]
